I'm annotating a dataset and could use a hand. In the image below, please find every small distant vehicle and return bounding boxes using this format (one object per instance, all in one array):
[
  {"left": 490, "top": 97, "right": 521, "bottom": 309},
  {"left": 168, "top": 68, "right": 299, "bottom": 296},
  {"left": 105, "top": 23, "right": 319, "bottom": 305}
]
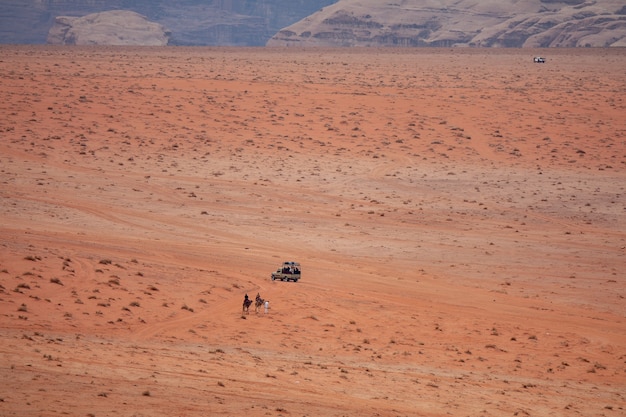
[
  {"left": 533, "top": 56, "right": 546, "bottom": 63},
  {"left": 271, "top": 261, "right": 301, "bottom": 282}
]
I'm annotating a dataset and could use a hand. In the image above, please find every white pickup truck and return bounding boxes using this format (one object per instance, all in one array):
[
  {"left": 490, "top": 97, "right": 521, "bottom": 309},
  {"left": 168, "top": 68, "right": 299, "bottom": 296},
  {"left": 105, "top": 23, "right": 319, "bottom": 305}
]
[{"left": 271, "top": 261, "right": 301, "bottom": 282}]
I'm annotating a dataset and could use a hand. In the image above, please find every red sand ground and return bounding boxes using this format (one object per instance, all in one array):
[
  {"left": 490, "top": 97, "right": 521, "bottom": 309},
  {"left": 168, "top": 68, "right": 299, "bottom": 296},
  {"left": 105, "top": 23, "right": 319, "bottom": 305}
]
[{"left": 1, "top": 46, "right": 625, "bottom": 416}]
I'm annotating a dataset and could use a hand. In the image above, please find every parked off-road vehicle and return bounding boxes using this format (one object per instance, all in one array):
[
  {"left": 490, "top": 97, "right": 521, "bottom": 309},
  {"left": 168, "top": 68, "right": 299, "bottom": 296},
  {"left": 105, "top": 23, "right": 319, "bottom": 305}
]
[{"left": 271, "top": 261, "right": 301, "bottom": 282}]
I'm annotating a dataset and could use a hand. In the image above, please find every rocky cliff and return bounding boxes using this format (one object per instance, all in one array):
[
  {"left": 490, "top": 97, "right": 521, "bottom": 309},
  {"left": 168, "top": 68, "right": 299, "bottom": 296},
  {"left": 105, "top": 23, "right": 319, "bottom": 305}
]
[
  {"left": 0, "top": 0, "right": 337, "bottom": 45},
  {"left": 2, "top": 0, "right": 624, "bottom": 46},
  {"left": 47, "top": 10, "right": 170, "bottom": 46},
  {"left": 267, "top": 0, "right": 626, "bottom": 47}
]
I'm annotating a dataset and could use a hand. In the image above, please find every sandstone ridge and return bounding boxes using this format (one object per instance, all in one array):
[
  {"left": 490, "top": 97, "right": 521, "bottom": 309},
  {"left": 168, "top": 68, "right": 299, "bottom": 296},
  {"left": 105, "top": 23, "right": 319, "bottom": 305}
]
[
  {"left": 0, "top": 0, "right": 336, "bottom": 45},
  {"left": 267, "top": 0, "right": 626, "bottom": 47},
  {"left": 47, "top": 10, "right": 170, "bottom": 46}
]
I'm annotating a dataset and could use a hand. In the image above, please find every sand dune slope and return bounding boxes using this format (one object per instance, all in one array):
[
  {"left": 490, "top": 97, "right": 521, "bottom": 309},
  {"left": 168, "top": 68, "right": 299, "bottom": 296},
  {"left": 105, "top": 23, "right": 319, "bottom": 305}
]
[{"left": 1, "top": 46, "right": 625, "bottom": 416}]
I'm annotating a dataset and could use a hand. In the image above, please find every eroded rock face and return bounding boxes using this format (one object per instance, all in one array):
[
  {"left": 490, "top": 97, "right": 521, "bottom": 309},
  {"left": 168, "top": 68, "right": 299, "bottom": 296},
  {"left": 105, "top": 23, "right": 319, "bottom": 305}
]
[
  {"left": 0, "top": 0, "right": 337, "bottom": 46},
  {"left": 47, "top": 10, "right": 170, "bottom": 45},
  {"left": 267, "top": 0, "right": 626, "bottom": 47}
]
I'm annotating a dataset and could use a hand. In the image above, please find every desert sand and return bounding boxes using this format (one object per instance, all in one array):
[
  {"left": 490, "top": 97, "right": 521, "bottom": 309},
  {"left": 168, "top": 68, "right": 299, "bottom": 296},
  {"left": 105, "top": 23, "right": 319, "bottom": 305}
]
[{"left": 1, "top": 46, "right": 625, "bottom": 416}]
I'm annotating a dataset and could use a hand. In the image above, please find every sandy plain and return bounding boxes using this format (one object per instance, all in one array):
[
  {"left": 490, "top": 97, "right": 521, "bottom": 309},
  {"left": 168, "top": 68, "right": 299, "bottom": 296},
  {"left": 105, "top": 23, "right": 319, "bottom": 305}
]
[{"left": 0, "top": 46, "right": 625, "bottom": 416}]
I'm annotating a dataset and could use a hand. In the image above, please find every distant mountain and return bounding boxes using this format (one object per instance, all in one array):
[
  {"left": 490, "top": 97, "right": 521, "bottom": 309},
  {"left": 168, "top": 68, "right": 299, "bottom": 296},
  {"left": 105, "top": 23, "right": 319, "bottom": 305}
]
[
  {"left": 2, "top": 0, "right": 624, "bottom": 47},
  {"left": 47, "top": 10, "right": 170, "bottom": 46},
  {"left": 0, "top": 0, "right": 337, "bottom": 45},
  {"left": 268, "top": 0, "right": 626, "bottom": 47}
]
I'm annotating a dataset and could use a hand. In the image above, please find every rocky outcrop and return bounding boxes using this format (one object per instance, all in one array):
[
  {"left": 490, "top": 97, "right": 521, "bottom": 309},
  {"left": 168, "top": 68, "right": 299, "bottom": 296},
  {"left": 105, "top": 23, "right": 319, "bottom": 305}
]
[
  {"left": 0, "top": 1, "right": 123, "bottom": 44},
  {"left": 267, "top": 0, "right": 626, "bottom": 47},
  {"left": 47, "top": 10, "right": 170, "bottom": 45},
  {"left": 3, "top": 0, "right": 624, "bottom": 47},
  {"left": 0, "top": 0, "right": 337, "bottom": 46}
]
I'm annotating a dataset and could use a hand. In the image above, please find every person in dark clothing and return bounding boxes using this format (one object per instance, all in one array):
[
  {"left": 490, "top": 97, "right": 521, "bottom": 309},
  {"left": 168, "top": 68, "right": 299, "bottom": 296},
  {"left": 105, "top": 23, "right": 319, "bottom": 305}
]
[{"left": 242, "top": 293, "right": 252, "bottom": 314}]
